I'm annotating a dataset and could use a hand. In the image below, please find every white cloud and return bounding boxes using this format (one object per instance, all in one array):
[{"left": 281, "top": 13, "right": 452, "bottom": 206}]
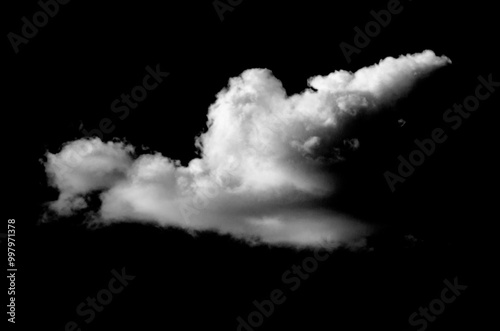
[{"left": 43, "top": 50, "right": 451, "bottom": 248}]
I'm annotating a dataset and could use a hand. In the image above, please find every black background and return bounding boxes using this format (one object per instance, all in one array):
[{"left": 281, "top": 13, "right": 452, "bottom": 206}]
[{"left": 4, "top": 0, "right": 498, "bottom": 330}]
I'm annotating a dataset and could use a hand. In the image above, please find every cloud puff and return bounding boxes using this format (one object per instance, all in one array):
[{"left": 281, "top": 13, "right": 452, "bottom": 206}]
[{"left": 43, "top": 50, "right": 451, "bottom": 248}]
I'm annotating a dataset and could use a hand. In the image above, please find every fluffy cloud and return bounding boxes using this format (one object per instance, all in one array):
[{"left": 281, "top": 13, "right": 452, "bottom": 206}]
[{"left": 43, "top": 50, "right": 451, "bottom": 248}]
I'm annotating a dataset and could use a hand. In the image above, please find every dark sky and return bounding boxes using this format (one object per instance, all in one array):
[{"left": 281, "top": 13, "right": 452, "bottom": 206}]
[{"left": 5, "top": 0, "right": 498, "bottom": 330}]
